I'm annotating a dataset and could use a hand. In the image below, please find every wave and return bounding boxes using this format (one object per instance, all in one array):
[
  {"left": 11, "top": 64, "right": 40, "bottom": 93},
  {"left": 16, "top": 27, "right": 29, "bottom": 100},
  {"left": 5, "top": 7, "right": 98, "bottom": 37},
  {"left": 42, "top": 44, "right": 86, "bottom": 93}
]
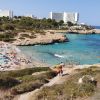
[{"left": 54, "top": 54, "right": 65, "bottom": 58}]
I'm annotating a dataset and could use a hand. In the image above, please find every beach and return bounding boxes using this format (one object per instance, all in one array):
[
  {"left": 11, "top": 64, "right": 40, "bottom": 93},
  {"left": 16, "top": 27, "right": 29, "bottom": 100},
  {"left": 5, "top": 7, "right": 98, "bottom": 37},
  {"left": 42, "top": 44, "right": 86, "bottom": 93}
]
[
  {"left": 19, "top": 33, "right": 100, "bottom": 66},
  {"left": 0, "top": 42, "right": 33, "bottom": 71}
]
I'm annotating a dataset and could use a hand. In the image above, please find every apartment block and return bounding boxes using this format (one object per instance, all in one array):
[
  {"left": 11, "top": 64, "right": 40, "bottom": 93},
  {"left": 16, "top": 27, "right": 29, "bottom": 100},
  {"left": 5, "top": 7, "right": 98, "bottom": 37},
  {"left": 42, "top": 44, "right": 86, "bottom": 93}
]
[{"left": 49, "top": 12, "right": 79, "bottom": 24}]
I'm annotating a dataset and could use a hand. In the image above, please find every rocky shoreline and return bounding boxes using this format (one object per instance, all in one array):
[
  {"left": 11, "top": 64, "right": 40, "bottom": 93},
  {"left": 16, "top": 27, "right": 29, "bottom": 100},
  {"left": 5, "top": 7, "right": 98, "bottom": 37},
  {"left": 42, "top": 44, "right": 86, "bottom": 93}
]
[
  {"left": 47, "top": 29, "right": 100, "bottom": 34},
  {"left": 12, "top": 32, "right": 68, "bottom": 46},
  {"left": 67, "top": 29, "right": 100, "bottom": 34}
]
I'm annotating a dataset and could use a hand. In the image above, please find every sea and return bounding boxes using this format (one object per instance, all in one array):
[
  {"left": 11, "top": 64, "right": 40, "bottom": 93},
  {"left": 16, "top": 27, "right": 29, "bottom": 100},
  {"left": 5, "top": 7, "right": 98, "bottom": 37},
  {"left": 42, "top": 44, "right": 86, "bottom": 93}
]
[
  {"left": 19, "top": 32, "right": 100, "bottom": 66},
  {"left": 93, "top": 26, "right": 100, "bottom": 29}
]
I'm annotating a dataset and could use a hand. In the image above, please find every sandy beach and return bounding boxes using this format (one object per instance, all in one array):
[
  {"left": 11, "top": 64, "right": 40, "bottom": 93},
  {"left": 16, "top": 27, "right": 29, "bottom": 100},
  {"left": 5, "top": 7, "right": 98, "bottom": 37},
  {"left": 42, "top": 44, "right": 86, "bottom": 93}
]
[{"left": 0, "top": 42, "right": 33, "bottom": 71}]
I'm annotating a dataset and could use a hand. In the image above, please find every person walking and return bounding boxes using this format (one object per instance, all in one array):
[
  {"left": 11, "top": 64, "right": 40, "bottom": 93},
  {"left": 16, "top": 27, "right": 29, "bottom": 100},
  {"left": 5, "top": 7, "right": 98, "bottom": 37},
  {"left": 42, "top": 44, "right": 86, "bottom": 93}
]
[{"left": 58, "top": 62, "right": 65, "bottom": 76}]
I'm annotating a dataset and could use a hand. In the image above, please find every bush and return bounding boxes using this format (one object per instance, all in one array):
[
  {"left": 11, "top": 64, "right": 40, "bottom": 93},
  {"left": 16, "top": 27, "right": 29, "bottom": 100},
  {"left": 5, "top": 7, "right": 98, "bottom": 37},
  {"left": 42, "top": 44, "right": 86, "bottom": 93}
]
[
  {"left": 11, "top": 70, "right": 56, "bottom": 95},
  {"left": 0, "top": 67, "right": 51, "bottom": 78},
  {"left": 0, "top": 77, "right": 20, "bottom": 89},
  {"left": 0, "top": 67, "right": 57, "bottom": 95},
  {"left": 0, "top": 32, "right": 15, "bottom": 42},
  {"left": 20, "top": 34, "right": 30, "bottom": 38},
  {"left": 44, "top": 71, "right": 57, "bottom": 79},
  {"left": 29, "top": 35, "right": 36, "bottom": 39},
  {"left": 2, "top": 24, "right": 15, "bottom": 30},
  {"left": 11, "top": 81, "right": 43, "bottom": 94},
  {"left": 17, "top": 71, "right": 57, "bottom": 83},
  {"left": 19, "top": 37, "right": 25, "bottom": 40}
]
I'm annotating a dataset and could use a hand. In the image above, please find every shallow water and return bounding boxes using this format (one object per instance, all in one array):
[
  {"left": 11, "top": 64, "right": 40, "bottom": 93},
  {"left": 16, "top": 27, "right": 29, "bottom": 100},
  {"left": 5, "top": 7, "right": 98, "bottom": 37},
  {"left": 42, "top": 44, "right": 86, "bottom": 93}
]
[{"left": 19, "top": 33, "right": 100, "bottom": 66}]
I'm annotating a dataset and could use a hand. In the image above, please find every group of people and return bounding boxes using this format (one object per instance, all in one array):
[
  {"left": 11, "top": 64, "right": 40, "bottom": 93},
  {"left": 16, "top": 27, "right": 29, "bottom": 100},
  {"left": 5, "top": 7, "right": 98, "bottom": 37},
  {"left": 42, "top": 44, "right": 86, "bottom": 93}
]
[{"left": 0, "top": 42, "right": 32, "bottom": 70}]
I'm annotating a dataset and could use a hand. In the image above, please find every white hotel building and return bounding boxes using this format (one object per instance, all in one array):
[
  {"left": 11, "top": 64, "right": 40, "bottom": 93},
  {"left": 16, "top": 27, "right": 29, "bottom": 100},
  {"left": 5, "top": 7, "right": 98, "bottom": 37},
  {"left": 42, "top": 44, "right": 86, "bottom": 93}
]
[
  {"left": 24, "top": 14, "right": 37, "bottom": 19},
  {"left": 0, "top": 10, "right": 13, "bottom": 18},
  {"left": 49, "top": 12, "right": 79, "bottom": 24}
]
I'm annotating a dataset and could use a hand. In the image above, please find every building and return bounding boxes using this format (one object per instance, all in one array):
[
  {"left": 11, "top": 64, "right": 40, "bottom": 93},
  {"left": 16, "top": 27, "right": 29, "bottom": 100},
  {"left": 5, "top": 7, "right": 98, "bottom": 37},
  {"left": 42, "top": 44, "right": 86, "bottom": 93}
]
[
  {"left": 0, "top": 10, "right": 13, "bottom": 18},
  {"left": 49, "top": 12, "right": 79, "bottom": 24},
  {"left": 63, "top": 12, "right": 79, "bottom": 24},
  {"left": 49, "top": 12, "right": 63, "bottom": 22},
  {"left": 24, "top": 14, "right": 37, "bottom": 19}
]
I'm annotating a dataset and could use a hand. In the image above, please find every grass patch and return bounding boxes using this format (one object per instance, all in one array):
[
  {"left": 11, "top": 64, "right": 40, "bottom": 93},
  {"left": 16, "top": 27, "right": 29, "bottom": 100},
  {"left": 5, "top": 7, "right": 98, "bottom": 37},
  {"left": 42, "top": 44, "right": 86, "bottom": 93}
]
[
  {"left": 0, "top": 67, "right": 51, "bottom": 78},
  {"left": 11, "top": 71, "right": 57, "bottom": 94},
  {"left": 0, "top": 77, "right": 20, "bottom": 89},
  {"left": 0, "top": 67, "right": 57, "bottom": 95},
  {"left": 11, "top": 81, "right": 43, "bottom": 94},
  {"left": 35, "top": 78, "right": 95, "bottom": 100},
  {"left": 34, "top": 67, "right": 100, "bottom": 100}
]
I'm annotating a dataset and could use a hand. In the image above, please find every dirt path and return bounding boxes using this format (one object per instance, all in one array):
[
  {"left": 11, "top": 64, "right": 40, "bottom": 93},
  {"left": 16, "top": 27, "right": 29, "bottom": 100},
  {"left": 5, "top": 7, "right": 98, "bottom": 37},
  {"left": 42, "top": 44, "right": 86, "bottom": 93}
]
[{"left": 17, "top": 67, "right": 75, "bottom": 100}]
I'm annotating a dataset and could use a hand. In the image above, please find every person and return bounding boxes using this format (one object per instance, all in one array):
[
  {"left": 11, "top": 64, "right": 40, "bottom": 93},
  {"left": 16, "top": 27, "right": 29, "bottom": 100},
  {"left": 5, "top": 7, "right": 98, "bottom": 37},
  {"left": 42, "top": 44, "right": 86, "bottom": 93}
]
[
  {"left": 58, "top": 62, "right": 65, "bottom": 76},
  {"left": 59, "top": 62, "right": 65, "bottom": 67}
]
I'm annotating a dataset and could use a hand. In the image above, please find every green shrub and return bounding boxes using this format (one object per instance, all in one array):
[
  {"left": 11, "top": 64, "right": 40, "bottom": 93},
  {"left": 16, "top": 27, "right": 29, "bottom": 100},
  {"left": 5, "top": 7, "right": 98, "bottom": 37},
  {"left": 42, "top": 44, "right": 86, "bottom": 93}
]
[
  {"left": 44, "top": 71, "right": 57, "bottom": 79},
  {"left": 17, "top": 71, "right": 56, "bottom": 83},
  {"left": 19, "top": 37, "right": 25, "bottom": 39},
  {"left": 29, "top": 35, "right": 36, "bottom": 39},
  {"left": 0, "top": 67, "right": 57, "bottom": 95},
  {"left": 20, "top": 34, "right": 30, "bottom": 38},
  {"left": 0, "top": 67, "right": 51, "bottom": 78},
  {"left": 0, "top": 77, "right": 20, "bottom": 89},
  {"left": 0, "top": 32, "right": 16, "bottom": 42},
  {"left": 11, "top": 81, "right": 43, "bottom": 94},
  {"left": 2, "top": 24, "right": 15, "bottom": 30},
  {"left": 11, "top": 70, "right": 56, "bottom": 95}
]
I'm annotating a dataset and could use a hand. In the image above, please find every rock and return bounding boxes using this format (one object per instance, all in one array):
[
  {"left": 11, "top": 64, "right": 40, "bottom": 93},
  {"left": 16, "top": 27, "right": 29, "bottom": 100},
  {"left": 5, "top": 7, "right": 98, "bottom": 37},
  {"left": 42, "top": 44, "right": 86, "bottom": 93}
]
[
  {"left": 46, "top": 29, "right": 100, "bottom": 34},
  {"left": 12, "top": 32, "right": 69, "bottom": 46}
]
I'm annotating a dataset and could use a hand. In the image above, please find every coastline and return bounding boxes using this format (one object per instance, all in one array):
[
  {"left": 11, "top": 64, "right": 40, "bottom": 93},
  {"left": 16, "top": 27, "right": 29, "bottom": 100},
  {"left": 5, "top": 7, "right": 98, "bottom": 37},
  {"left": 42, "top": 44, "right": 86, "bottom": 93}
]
[
  {"left": 12, "top": 32, "right": 68, "bottom": 46},
  {"left": 45, "top": 29, "right": 100, "bottom": 34},
  {"left": 0, "top": 30, "right": 100, "bottom": 71},
  {"left": 11, "top": 28, "right": 100, "bottom": 46}
]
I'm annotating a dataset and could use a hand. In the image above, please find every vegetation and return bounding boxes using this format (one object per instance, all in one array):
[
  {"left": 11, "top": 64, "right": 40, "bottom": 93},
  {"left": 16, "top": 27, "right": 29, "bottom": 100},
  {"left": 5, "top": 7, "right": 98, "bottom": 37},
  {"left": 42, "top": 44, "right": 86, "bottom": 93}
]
[
  {"left": 0, "top": 67, "right": 57, "bottom": 98},
  {"left": 11, "top": 71, "right": 56, "bottom": 94},
  {"left": 0, "top": 16, "right": 94, "bottom": 43},
  {"left": 0, "top": 17, "right": 67, "bottom": 42},
  {"left": 0, "top": 77, "right": 20, "bottom": 89},
  {"left": 0, "top": 67, "right": 51, "bottom": 78},
  {"left": 34, "top": 67, "right": 100, "bottom": 100},
  {"left": 0, "top": 17, "right": 65, "bottom": 31},
  {"left": 0, "top": 66, "right": 100, "bottom": 100},
  {"left": 67, "top": 21, "right": 74, "bottom": 27},
  {"left": 0, "top": 32, "right": 16, "bottom": 42}
]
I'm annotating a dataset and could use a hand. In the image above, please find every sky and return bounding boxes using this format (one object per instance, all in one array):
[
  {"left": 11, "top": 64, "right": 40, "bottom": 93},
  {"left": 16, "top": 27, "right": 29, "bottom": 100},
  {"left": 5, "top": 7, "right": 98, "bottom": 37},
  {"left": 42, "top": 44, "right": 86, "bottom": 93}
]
[{"left": 0, "top": 0, "right": 100, "bottom": 25}]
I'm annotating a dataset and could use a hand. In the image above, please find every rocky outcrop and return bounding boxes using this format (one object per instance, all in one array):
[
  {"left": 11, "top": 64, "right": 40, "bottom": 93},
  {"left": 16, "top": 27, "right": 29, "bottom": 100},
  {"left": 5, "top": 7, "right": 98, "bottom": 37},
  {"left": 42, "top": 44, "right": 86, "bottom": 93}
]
[
  {"left": 47, "top": 29, "right": 100, "bottom": 34},
  {"left": 67, "top": 29, "right": 96, "bottom": 34},
  {"left": 12, "top": 32, "right": 69, "bottom": 46}
]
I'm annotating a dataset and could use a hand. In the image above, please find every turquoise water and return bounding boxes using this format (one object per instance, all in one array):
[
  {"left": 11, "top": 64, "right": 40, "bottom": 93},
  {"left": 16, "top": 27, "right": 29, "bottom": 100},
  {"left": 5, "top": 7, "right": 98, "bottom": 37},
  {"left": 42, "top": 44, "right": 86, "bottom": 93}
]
[{"left": 19, "top": 34, "right": 100, "bottom": 66}]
